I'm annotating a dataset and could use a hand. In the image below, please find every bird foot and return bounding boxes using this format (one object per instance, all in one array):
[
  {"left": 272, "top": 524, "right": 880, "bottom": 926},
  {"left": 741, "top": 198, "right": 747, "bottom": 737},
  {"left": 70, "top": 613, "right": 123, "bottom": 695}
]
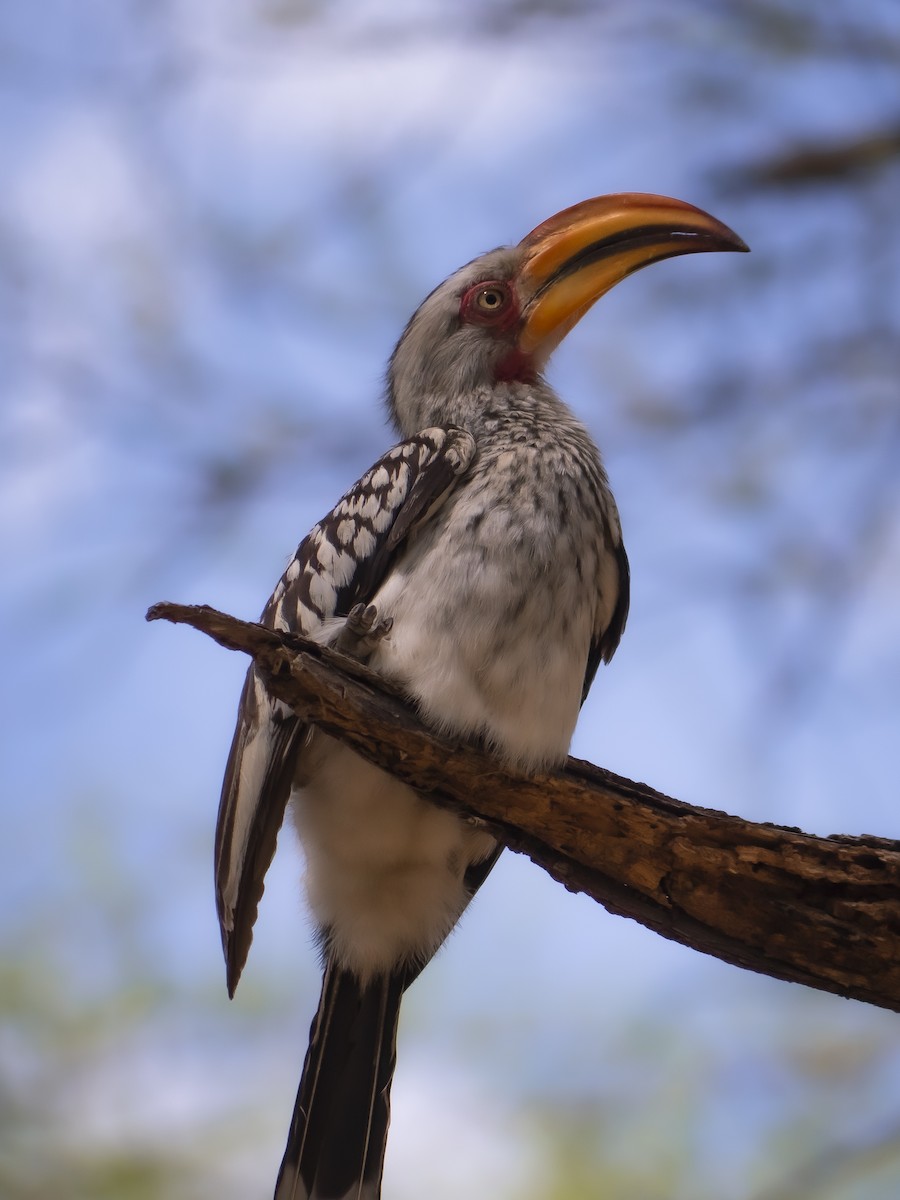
[{"left": 335, "top": 603, "right": 393, "bottom": 661}]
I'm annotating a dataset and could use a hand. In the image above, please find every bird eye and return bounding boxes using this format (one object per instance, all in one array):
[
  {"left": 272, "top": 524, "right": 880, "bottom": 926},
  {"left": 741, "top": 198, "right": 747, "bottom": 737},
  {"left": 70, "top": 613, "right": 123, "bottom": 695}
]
[
  {"left": 475, "top": 286, "right": 507, "bottom": 312},
  {"left": 461, "top": 280, "right": 513, "bottom": 325}
]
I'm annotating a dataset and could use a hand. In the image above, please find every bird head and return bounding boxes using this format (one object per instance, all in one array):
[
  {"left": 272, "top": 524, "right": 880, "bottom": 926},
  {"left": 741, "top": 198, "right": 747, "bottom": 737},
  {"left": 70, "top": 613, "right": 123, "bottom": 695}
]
[{"left": 386, "top": 192, "right": 747, "bottom": 433}]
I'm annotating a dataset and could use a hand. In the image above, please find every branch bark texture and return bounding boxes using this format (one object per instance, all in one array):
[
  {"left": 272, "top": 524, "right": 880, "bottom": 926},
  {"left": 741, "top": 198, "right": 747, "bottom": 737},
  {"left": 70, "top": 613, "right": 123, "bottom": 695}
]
[{"left": 147, "top": 601, "right": 900, "bottom": 1013}]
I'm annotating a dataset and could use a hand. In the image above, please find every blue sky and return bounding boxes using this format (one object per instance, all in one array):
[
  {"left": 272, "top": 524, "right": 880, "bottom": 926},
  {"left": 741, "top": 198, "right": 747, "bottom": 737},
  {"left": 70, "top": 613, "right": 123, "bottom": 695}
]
[{"left": 3, "top": 3, "right": 900, "bottom": 1197}]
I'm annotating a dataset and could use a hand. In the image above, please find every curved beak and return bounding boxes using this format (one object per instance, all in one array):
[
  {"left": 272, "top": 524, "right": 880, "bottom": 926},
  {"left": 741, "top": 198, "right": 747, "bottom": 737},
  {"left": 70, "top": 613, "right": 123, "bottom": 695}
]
[{"left": 516, "top": 193, "right": 748, "bottom": 360}]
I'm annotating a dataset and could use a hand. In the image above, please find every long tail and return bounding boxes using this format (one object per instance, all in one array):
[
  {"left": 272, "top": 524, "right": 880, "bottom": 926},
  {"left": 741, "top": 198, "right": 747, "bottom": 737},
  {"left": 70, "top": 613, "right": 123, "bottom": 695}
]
[{"left": 274, "top": 960, "right": 407, "bottom": 1200}]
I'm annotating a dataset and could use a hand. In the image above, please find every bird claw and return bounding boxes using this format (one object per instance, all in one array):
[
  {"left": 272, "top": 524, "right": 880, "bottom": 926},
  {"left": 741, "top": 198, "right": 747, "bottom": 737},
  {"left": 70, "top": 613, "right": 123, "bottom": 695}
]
[{"left": 335, "top": 603, "right": 393, "bottom": 661}]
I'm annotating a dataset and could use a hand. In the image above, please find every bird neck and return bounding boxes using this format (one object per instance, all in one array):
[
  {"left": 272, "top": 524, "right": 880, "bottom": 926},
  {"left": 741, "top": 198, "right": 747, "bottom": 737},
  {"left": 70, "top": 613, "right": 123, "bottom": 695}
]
[{"left": 387, "top": 378, "right": 575, "bottom": 440}]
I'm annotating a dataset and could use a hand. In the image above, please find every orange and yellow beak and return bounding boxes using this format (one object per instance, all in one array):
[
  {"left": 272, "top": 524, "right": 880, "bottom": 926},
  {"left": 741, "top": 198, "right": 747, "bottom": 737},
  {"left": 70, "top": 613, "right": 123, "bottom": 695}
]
[{"left": 516, "top": 193, "right": 748, "bottom": 360}]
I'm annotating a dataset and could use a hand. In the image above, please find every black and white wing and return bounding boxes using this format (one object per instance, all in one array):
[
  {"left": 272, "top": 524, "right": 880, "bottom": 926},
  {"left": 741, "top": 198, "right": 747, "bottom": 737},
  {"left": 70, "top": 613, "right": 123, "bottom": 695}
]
[
  {"left": 581, "top": 503, "right": 630, "bottom": 705},
  {"left": 214, "top": 426, "right": 477, "bottom": 996}
]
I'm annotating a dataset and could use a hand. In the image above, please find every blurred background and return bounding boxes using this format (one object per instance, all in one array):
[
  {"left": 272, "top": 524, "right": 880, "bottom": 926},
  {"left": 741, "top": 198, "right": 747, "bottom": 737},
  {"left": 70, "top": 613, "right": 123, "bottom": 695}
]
[{"left": 2, "top": 1, "right": 900, "bottom": 1197}]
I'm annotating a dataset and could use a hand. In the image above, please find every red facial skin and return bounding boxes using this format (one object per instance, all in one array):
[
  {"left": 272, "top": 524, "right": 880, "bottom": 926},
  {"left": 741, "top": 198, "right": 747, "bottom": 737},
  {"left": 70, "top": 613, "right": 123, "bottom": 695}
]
[{"left": 458, "top": 280, "right": 537, "bottom": 384}]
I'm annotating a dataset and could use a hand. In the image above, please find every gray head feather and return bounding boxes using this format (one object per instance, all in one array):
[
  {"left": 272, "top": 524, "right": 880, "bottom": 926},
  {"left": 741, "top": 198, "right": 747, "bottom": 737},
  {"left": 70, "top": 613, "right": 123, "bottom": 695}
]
[{"left": 385, "top": 247, "right": 524, "bottom": 435}]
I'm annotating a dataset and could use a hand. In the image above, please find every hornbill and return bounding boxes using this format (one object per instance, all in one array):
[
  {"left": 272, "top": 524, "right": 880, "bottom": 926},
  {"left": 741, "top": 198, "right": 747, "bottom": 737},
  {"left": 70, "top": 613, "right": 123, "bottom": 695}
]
[{"left": 215, "top": 194, "right": 747, "bottom": 1199}]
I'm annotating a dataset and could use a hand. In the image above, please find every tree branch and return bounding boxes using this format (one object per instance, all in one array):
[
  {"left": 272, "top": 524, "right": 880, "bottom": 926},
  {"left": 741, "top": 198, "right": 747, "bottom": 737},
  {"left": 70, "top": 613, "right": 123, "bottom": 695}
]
[{"left": 147, "top": 601, "right": 900, "bottom": 1013}]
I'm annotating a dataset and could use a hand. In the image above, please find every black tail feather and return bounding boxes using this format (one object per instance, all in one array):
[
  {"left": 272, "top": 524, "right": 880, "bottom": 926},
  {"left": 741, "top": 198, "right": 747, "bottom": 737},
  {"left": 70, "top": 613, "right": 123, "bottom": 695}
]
[{"left": 275, "top": 961, "right": 407, "bottom": 1200}]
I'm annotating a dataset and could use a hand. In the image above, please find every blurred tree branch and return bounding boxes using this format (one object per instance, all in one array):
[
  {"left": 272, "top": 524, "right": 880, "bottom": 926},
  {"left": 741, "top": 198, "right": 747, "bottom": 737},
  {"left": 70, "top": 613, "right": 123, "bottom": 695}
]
[
  {"left": 147, "top": 601, "right": 900, "bottom": 1014},
  {"left": 720, "top": 121, "right": 900, "bottom": 190}
]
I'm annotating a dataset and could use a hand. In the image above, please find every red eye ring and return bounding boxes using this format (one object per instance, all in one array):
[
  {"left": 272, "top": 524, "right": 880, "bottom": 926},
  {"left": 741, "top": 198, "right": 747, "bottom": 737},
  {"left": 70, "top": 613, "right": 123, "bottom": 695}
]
[{"left": 460, "top": 280, "right": 515, "bottom": 327}]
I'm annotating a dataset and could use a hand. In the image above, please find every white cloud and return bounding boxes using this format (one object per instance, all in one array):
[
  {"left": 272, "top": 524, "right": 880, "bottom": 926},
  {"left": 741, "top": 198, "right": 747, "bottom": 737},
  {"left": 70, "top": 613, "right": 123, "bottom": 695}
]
[
  {"left": 10, "top": 105, "right": 158, "bottom": 258},
  {"left": 388, "top": 1050, "right": 540, "bottom": 1200},
  {"left": 0, "top": 381, "right": 102, "bottom": 555},
  {"left": 176, "top": 33, "right": 591, "bottom": 172}
]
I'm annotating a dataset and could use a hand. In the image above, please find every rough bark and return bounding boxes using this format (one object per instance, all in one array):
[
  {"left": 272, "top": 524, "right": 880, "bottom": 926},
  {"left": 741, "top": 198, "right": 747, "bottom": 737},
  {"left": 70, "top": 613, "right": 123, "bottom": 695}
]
[{"left": 147, "top": 601, "right": 900, "bottom": 1014}]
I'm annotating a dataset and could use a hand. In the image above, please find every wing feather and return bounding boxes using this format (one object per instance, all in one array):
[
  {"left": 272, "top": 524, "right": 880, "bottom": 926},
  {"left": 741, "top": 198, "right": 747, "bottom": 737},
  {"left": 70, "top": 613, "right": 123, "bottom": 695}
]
[
  {"left": 214, "top": 426, "right": 476, "bottom": 994},
  {"left": 582, "top": 532, "right": 630, "bottom": 705}
]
